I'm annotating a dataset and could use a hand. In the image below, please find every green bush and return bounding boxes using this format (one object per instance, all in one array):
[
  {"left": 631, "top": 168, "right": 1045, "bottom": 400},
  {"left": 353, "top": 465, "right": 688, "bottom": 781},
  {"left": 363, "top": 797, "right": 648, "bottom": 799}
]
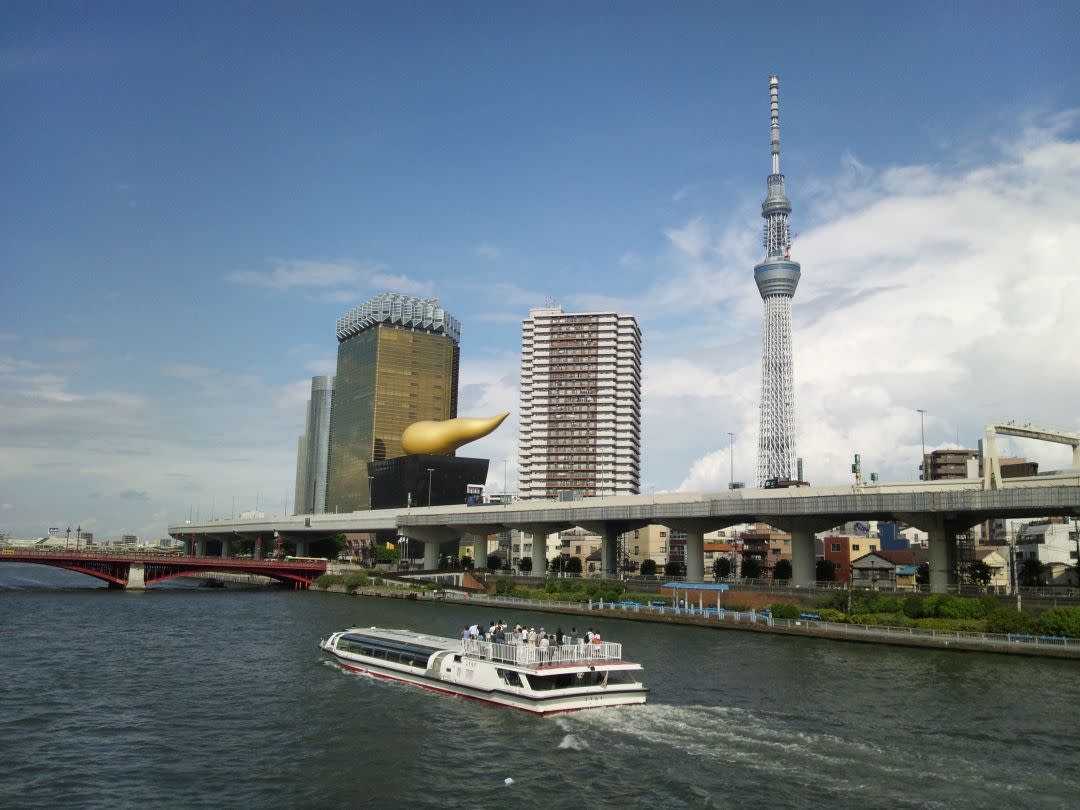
[
  {"left": 372, "top": 577, "right": 384, "bottom": 586},
  {"left": 768, "top": 603, "right": 802, "bottom": 620},
  {"left": 314, "top": 573, "right": 345, "bottom": 589},
  {"left": 938, "top": 597, "right": 990, "bottom": 620},
  {"left": 850, "top": 613, "right": 880, "bottom": 626},
  {"left": 344, "top": 572, "right": 369, "bottom": 591},
  {"left": 903, "top": 595, "right": 925, "bottom": 618},
  {"left": 1035, "top": 607, "right": 1080, "bottom": 638},
  {"left": 985, "top": 609, "right": 1037, "bottom": 635},
  {"left": 494, "top": 578, "right": 513, "bottom": 595},
  {"left": 818, "top": 608, "right": 847, "bottom": 623},
  {"left": 876, "top": 612, "right": 916, "bottom": 628}
]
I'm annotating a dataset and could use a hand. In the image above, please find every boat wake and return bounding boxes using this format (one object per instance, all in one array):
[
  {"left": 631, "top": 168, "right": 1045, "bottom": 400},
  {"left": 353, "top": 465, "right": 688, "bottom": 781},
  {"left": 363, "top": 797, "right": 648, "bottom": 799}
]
[{"left": 560, "top": 703, "right": 1025, "bottom": 804}]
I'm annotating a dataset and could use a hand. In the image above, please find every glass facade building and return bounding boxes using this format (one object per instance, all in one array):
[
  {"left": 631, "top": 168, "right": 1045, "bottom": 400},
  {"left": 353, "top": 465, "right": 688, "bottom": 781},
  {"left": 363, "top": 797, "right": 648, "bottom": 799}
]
[
  {"left": 293, "top": 376, "right": 335, "bottom": 514},
  {"left": 326, "top": 294, "right": 460, "bottom": 513}
]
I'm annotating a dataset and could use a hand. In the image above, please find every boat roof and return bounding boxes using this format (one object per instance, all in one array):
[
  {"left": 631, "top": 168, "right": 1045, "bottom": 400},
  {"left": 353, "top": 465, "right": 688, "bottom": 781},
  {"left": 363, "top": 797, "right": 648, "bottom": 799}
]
[{"left": 339, "top": 627, "right": 460, "bottom": 651}]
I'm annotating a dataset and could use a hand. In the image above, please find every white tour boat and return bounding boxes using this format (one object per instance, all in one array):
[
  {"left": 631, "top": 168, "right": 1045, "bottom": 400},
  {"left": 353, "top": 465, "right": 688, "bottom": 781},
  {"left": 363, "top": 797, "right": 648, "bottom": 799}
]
[{"left": 320, "top": 627, "right": 647, "bottom": 715}]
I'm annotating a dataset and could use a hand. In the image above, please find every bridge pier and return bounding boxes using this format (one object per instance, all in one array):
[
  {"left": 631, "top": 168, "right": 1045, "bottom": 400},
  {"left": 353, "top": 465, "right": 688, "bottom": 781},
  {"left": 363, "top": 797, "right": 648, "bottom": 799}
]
[
  {"left": 927, "top": 523, "right": 957, "bottom": 595},
  {"left": 295, "top": 539, "right": 308, "bottom": 558},
  {"left": 580, "top": 521, "right": 646, "bottom": 579},
  {"left": 195, "top": 537, "right": 207, "bottom": 557},
  {"left": 465, "top": 532, "right": 489, "bottom": 568},
  {"left": 789, "top": 528, "right": 816, "bottom": 587},
  {"left": 220, "top": 538, "right": 231, "bottom": 558},
  {"left": 423, "top": 541, "right": 439, "bottom": 570},
  {"left": 127, "top": 562, "right": 146, "bottom": 590}
]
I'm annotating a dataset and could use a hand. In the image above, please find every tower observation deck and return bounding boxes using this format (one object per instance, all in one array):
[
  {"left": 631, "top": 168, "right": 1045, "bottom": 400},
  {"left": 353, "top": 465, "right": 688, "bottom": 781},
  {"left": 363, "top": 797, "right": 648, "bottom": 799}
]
[{"left": 754, "top": 75, "right": 801, "bottom": 485}]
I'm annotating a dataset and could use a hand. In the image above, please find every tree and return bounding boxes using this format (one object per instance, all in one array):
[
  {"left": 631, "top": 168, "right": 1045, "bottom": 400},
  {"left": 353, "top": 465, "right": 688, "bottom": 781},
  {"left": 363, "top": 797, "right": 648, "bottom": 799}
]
[
  {"left": 741, "top": 557, "right": 762, "bottom": 580},
  {"left": 816, "top": 558, "right": 835, "bottom": 582},
  {"left": 712, "top": 557, "right": 731, "bottom": 581},
  {"left": 639, "top": 559, "right": 658, "bottom": 576},
  {"left": 519, "top": 557, "right": 533, "bottom": 573},
  {"left": 915, "top": 562, "right": 930, "bottom": 586},
  {"left": 486, "top": 554, "right": 502, "bottom": 571},
  {"left": 564, "top": 557, "right": 583, "bottom": 575},
  {"left": 374, "top": 545, "right": 400, "bottom": 565},
  {"left": 1020, "top": 559, "right": 1044, "bottom": 588},
  {"left": 962, "top": 559, "right": 993, "bottom": 587},
  {"left": 772, "top": 559, "right": 792, "bottom": 581},
  {"left": 549, "top": 556, "right": 567, "bottom": 573},
  {"left": 664, "top": 560, "right": 686, "bottom": 577},
  {"left": 459, "top": 555, "right": 475, "bottom": 570}
]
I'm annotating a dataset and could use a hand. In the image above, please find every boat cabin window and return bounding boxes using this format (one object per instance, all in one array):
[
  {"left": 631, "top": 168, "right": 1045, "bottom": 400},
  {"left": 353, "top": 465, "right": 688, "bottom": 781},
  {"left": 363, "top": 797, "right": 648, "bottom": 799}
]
[
  {"left": 523, "top": 670, "right": 637, "bottom": 690},
  {"left": 338, "top": 634, "right": 438, "bottom": 669},
  {"left": 496, "top": 669, "right": 526, "bottom": 687}
]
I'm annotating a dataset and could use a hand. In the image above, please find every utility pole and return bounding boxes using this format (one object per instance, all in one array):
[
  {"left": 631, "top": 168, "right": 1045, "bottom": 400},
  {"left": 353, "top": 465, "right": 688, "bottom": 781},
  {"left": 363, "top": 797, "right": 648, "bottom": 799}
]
[{"left": 427, "top": 468, "right": 435, "bottom": 507}]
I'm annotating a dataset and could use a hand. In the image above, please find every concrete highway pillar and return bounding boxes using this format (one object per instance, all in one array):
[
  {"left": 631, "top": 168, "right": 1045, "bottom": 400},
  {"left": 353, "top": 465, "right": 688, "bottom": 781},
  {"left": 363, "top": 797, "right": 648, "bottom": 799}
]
[
  {"left": 423, "top": 541, "right": 439, "bottom": 571},
  {"left": 220, "top": 538, "right": 231, "bottom": 558},
  {"left": 126, "top": 562, "right": 146, "bottom": 590},
  {"left": 928, "top": 522, "right": 956, "bottom": 594},
  {"left": 684, "top": 527, "right": 705, "bottom": 582},
  {"left": 295, "top": 539, "right": 308, "bottom": 558},
  {"left": 468, "top": 533, "right": 489, "bottom": 568},
  {"left": 195, "top": 537, "right": 207, "bottom": 557},
  {"left": 789, "top": 528, "right": 816, "bottom": 587},
  {"left": 601, "top": 528, "right": 618, "bottom": 579},
  {"left": 531, "top": 530, "right": 548, "bottom": 576}
]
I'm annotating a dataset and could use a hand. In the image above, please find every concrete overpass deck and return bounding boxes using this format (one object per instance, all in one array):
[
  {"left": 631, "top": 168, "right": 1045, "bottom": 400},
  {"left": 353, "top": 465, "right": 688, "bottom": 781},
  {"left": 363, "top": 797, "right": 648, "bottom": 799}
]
[{"left": 170, "top": 472, "right": 1080, "bottom": 593}]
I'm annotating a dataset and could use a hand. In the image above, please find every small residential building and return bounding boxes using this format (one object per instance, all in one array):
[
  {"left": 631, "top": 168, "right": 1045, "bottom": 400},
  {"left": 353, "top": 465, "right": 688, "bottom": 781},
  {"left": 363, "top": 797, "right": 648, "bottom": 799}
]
[
  {"left": 972, "top": 548, "right": 1011, "bottom": 590},
  {"left": 1015, "top": 521, "right": 1079, "bottom": 568},
  {"left": 822, "top": 535, "right": 881, "bottom": 582}
]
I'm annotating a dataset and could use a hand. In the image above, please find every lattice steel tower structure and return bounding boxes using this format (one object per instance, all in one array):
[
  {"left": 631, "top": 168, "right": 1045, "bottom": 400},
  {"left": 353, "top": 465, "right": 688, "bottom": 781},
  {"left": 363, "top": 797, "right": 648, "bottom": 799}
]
[{"left": 754, "top": 75, "right": 801, "bottom": 485}]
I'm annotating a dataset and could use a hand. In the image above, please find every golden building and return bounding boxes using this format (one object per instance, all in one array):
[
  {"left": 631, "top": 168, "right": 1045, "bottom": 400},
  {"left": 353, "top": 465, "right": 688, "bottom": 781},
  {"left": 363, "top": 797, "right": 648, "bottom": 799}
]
[{"left": 326, "top": 294, "right": 461, "bottom": 512}]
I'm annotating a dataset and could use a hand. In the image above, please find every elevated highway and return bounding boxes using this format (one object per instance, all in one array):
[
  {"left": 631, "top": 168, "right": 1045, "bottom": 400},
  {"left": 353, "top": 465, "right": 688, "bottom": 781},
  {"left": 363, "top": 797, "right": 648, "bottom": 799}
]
[{"left": 170, "top": 470, "right": 1080, "bottom": 593}]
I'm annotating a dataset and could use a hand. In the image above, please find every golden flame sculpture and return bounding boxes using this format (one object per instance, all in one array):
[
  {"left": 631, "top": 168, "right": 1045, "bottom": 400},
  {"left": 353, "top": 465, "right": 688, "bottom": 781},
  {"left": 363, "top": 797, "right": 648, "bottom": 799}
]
[{"left": 401, "top": 412, "right": 510, "bottom": 456}]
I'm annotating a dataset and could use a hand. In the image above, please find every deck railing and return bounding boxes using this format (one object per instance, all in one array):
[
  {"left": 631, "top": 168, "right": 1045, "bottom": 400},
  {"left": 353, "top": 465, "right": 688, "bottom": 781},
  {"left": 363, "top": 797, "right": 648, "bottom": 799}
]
[{"left": 462, "top": 638, "right": 622, "bottom": 666}]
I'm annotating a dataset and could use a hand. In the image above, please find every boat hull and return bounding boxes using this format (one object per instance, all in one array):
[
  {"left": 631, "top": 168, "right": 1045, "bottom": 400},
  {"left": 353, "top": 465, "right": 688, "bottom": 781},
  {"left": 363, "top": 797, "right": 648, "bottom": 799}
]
[{"left": 321, "top": 640, "right": 647, "bottom": 715}]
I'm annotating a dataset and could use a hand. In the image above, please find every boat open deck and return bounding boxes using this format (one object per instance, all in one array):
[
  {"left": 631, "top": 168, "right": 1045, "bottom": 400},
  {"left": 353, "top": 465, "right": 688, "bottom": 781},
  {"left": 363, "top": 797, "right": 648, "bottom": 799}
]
[{"left": 461, "top": 639, "right": 624, "bottom": 668}]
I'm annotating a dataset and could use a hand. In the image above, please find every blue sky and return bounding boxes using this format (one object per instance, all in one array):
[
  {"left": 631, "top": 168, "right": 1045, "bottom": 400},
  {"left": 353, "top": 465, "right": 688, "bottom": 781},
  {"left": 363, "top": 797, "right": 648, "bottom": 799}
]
[{"left": 2, "top": 2, "right": 1079, "bottom": 540}]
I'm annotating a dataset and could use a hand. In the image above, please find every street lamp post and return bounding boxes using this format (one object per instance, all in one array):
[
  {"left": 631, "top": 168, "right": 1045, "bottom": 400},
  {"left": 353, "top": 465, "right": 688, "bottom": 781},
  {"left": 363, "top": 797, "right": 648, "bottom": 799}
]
[
  {"left": 427, "top": 467, "right": 435, "bottom": 508},
  {"left": 367, "top": 475, "right": 375, "bottom": 509},
  {"left": 727, "top": 432, "right": 735, "bottom": 489},
  {"left": 916, "top": 409, "right": 927, "bottom": 479}
]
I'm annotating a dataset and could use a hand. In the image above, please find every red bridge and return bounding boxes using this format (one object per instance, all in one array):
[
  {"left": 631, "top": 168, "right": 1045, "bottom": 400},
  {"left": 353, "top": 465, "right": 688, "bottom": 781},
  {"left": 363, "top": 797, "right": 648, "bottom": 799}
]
[{"left": 0, "top": 549, "right": 327, "bottom": 590}]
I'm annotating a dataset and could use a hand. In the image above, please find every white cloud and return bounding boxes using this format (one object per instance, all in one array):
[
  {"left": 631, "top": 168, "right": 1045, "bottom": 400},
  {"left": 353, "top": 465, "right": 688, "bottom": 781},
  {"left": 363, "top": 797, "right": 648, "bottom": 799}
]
[
  {"left": 646, "top": 123, "right": 1080, "bottom": 491},
  {"left": 226, "top": 258, "right": 431, "bottom": 301},
  {"left": 474, "top": 242, "right": 502, "bottom": 261}
]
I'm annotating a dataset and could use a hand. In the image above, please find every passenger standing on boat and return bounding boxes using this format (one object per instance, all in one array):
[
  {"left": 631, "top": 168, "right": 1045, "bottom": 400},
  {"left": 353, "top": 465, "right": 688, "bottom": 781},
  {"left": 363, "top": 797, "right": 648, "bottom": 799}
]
[
  {"left": 586, "top": 628, "right": 595, "bottom": 644},
  {"left": 555, "top": 627, "right": 564, "bottom": 646},
  {"left": 570, "top": 627, "right": 579, "bottom": 645},
  {"left": 527, "top": 627, "right": 537, "bottom": 645},
  {"left": 538, "top": 634, "right": 550, "bottom": 662},
  {"left": 461, "top": 626, "right": 470, "bottom": 643}
]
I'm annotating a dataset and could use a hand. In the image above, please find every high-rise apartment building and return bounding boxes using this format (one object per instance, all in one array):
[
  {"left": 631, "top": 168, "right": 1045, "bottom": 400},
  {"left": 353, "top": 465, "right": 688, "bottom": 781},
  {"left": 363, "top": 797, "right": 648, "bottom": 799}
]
[
  {"left": 517, "top": 306, "right": 641, "bottom": 500},
  {"left": 293, "top": 375, "right": 334, "bottom": 514},
  {"left": 326, "top": 293, "right": 460, "bottom": 512}
]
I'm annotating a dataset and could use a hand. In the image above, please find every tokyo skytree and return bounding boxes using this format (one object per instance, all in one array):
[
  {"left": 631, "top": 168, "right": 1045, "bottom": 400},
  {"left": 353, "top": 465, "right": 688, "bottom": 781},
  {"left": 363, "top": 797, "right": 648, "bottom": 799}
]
[{"left": 754, "top": 75, "right": 801, "bottom": 485}]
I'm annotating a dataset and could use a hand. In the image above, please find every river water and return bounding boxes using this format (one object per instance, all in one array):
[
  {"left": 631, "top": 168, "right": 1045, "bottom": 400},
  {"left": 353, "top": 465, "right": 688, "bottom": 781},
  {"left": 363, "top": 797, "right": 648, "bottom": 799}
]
[{"left": 1, "top": 565, "right": 1077, "bottom": 809}]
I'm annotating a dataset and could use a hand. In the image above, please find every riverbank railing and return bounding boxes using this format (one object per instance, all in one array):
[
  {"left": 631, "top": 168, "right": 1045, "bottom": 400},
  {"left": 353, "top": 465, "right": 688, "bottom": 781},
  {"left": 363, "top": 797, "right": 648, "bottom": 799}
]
[{"left": 435, "top": 591, "right": 1080, "bottom": 654}]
